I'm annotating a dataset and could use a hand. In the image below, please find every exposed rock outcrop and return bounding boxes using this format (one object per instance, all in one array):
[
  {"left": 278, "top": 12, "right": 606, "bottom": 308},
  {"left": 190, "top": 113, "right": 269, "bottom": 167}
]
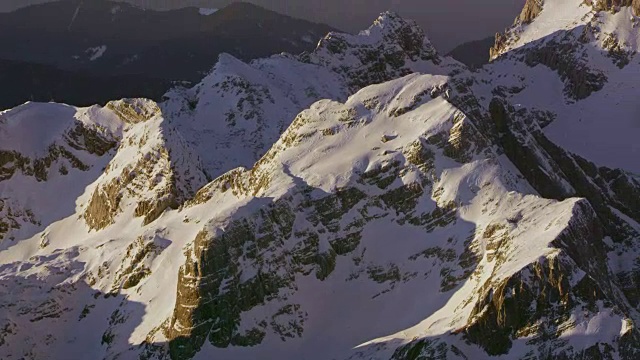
[
  {"left": 463, "top": 201, "right": 635, "bottom": 356},
  {"left": 519, "top": 0, "right": 544, "bottom": 24},
  {"left": 590, "top": 0, "right": 640, "bottom": 15},
  {"left": 304, "top": 12, "right": 453, "bottom": 91}
]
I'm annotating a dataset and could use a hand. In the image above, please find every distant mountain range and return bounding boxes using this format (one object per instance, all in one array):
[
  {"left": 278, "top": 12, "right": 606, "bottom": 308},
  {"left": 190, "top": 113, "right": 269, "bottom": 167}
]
[
  {"left": 0, "top": 0, "right": 227, "bottom": 12},
  {"left": 0, "top": 0, "right": 334, "bottom": 109},
  {"left": 0, "top": 58, "right": 172, "bottom": 108},
  {"left": 0, "top": 0, "right": 530, "bottom": 55}
]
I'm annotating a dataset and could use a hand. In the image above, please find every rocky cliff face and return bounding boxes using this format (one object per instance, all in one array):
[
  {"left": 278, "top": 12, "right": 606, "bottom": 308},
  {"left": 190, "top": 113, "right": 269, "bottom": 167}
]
[
  {"left": 518, "top": 0, "right": 544, "bottom": 23},
  {"left": 492, "top": 0, "right": 640, "bottom": 62},
  {"left": 306, "top": 12, "right": 447, "bottom": 91},
  {"left": 0, "top": 102, "right": 121, "bottom": 243},
  {"left": 1, "top": 4, "right": 640, "bottom": 360},
  {"left": 83, "top": 99, "right": 208, "bottom": 231},
  {"left": 162, "top": 73, "right": 595, "bottom": 360},
  {"left": 591, "top": 0, "right": 640, "bottom": 15}
]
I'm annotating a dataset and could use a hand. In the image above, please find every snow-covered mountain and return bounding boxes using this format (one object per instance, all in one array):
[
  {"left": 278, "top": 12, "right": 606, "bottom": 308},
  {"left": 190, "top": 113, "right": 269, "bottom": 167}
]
[
  {"left": 162, "top": 11, "right": 459, "bottom": 178},
  {"left": 1, "top": 2, "right": 640, "bottom": 360}
]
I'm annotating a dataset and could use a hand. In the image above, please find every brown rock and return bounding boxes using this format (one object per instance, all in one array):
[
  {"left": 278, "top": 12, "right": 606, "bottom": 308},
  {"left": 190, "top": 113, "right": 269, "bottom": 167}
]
[
  {"left": 490, "top": 32, "right": 508, "bottom": 61},
  {"left": 518, "top": 0, "right": 544, "bottom": 24},
  {"left": 589, "top": 0, "right": 640, "bottom": 15}
]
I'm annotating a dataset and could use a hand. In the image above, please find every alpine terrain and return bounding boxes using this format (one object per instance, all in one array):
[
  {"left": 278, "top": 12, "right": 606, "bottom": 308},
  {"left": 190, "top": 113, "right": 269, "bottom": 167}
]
[{"left": 1, "top": 1, "right": 640, "bottom": 359}]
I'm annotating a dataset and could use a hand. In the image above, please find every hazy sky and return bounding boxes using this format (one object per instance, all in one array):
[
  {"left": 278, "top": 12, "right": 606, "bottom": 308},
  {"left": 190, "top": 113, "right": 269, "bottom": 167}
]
[{"left": 0, "top": 0, "right": 527, "bottom": 52}]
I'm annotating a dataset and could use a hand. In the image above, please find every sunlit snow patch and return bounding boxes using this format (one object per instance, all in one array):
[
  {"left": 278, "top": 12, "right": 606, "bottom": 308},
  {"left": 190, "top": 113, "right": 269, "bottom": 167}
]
[
  {"left": 86, "top": 45, "right": 107, "bottom": 61},
  {"left": 199, "top": 8, "right": 218, "bottom": 16}
]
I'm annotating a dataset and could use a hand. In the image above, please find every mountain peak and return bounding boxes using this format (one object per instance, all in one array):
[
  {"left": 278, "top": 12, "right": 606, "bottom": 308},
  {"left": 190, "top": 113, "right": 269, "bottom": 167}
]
[
  {"left": 307, "top": 10, "right": 458, "bottom": 92},
  {"left": 491, "top": 0, "right": 640, "bottom": 60},
  {"left": 161, "top": 11, "right": 460, "bottom": 179},
  {"left": 314, "top": 10, "right": 435, "bottom": 53},
  {"left": 365, "top": 11, "right": 417, "bottom": 33},
  {"left": 362, "top": 11, "right": 437, "bottom": 55}
]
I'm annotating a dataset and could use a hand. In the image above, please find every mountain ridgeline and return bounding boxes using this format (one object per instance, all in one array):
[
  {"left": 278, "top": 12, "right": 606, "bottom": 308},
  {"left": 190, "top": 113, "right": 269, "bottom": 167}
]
[
  {"left": 0, "top": 0, "right": 335, "bottom": 109},
  {"left": 1, "top": 1, "right": 640, "bottom": 360}
]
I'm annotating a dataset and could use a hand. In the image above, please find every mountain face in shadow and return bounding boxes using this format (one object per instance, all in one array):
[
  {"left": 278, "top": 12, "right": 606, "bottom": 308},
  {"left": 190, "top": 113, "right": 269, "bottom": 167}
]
[
  {"left": 0, "top": 58, "right": 172, "bottom": 110},
  {"left": 446, "top": 36, "right": 495, "bottom": 69},
  {"left": 0, "top": 0, "right": 334, "bottom": 109}
]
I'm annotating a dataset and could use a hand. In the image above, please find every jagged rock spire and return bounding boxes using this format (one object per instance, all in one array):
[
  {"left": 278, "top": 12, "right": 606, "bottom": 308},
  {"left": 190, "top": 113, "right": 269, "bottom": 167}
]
[{"left": 589, "top": 0, "right": 640, "bottom": 15}]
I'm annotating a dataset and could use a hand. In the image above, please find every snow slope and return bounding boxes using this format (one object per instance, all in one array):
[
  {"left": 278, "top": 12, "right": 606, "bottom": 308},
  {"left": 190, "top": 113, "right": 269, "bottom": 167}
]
[
  {"left": 163, "top": 73, "right": 622, "bottom": 360},
  {"left": 0, "top": 102, "right": 122, "bottom": 246},
  {"left": 487, "top": 0, "right": 640, "bottom": 173},
  {"left": 162, "top": 11, "right": 461, "bottom": 178}
]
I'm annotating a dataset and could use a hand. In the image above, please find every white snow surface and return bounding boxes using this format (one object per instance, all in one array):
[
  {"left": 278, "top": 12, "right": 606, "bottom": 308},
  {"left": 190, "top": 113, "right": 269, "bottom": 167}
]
[
  {"left": 481, "top": 1, "right": 640, "bottom": 173},
  {"left": 161, "top": 11, "right": 461, "bottom": 179},
  {"left": 0, "top": 72, "right": 606, "bottom": 360},
  {"left": 198, "top": 8, "right": 218, "bottom": 16},
  {"left": 0, "top": 102, "right": 122, "bottom": 157},
  {"left": 86, "top": 45, "right": 108, "bottom": 61}
]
